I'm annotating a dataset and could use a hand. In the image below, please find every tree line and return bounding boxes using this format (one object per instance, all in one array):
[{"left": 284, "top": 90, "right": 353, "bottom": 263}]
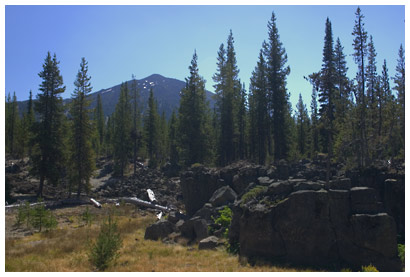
[{"left": 5, "top": 8, "right": 405, "bottom": 198}]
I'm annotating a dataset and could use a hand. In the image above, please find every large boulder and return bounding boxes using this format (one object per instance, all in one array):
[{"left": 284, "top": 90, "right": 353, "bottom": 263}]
[
  {"left": 144, "top": 220, "right": 176, "bottom": 241},
  {"left": 350, "top": 187, "right": 383, "bottom": 214},
  {"left": 180, "top": 166, "right": 220, "bottom": 216},
  {"left": 180, "top": 216, "right": 209, "bottom": 242},
  {"left": 384, "top": 178, "right": 405, "bottom": 237},
  {"left": 198, "top": 236, "right": 223, "bottom": 250},
  {"left": 231, "top": 188, "right": 401, "bottom": 271},
  {"left": 209, "top": 186, "right": 237, "bottom": 207}
]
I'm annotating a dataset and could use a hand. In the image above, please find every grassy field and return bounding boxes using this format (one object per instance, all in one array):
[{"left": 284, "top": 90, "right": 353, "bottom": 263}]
[{"left": 5, "top": 203, "right": 315, "bottom": 272}]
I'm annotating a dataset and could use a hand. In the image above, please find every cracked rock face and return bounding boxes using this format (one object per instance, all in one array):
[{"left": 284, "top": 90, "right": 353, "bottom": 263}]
[{"left": 230, "top": 187, "right": 401, "bottom": 271}]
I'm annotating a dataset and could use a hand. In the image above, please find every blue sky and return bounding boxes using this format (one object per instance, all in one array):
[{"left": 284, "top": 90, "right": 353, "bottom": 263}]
[{"left": 5, "top": 5, "right": 405, "bottom": 113}]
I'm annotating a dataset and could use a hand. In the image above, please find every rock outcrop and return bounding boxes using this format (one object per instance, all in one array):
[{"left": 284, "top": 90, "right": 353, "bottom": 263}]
[{"left": 229, "top": 181, "right": 402, "bottom": 271}]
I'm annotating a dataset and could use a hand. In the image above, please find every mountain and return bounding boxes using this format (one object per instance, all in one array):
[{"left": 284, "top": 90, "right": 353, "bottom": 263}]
[{"left": 17, "top": 74, "right": 215, "bottom": 120}]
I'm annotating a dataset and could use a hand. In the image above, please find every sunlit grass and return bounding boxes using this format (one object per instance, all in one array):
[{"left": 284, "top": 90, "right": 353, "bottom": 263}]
[{"left": 6, "top": 204, "right": 313, "bottom": 272}]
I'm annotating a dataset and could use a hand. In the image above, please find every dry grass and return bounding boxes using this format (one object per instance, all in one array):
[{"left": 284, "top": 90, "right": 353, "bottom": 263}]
[{"left": 5, "top": 204, "right": 314, "bottom": 272}]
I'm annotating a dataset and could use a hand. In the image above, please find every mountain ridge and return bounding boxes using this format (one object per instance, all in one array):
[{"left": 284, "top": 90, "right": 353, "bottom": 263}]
[{"left": 17, "top": 74, "right": 215, "bottom": 120}]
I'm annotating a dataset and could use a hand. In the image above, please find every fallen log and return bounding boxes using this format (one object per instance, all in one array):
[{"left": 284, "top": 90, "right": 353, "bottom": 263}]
[
  {"left": 90, "top": 198, "right": 102, "bottom": 208},
  {"left": 118, "top": 197, "right": 171, "bottom": 212}
]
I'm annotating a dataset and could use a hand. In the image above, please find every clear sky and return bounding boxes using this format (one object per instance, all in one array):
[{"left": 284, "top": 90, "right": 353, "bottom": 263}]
[{"left": 5, "top": 4, "right": 405, "bottom": 113}]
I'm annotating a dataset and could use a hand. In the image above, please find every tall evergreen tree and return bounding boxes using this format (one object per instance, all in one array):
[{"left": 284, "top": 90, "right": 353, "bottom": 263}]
[
  {"left": 249, "top": 49, "right": 269, "bottom": 164},
  {"left": 131, "top": 75, "right": 141, "bottom": 174},
  {"left": 310, "top": 88, "right": 320, "bottom": 156},
  {"left": 334, "top": 38, "right": 350, "bottom": 120},
  {"left": 113, "top": 83, "right": 132, "bottom": 177},
  {"left": 178, "top": 51, "right": 212, "bottom": 166},
  {"left": 26, "top": 90, "right": 35, "bottom": 157},
  {"left": 94, "top": 93, "right": 105, "bottom": 156},
  {"left": 213, "top": 30, "right": 243, "bottom": 165},
  {"left": 30, "top": 52, "right": 66, "bottom": 197},
  {"left": 68, "top": 57, "right": 95, "bottom": 197},
  {"left": 144, "top": 88, "right": 160, "bottom": 168},
  {"left": 392, "top": 44, "right": 405, "bottom": 145},
  {"left": 168, "top": 110, "right": 179, "bottom": 168},
  {"left": 264, "top": 11, "right": 291, "bottom": 161},
  {"left": 352, "top": 6, "right": 369, "bottom": 167},
  {"left": 5, "top": 92, "right": 19, "bottom": 156},
  {"left": 296, "top": 93, "right": 310, "bottom": 157},
  {"left": 238, "top": 82, "right": 247, "bottom": 160},
  {"left": 366, "top": 35, "right": 378, "bottom": 134}
]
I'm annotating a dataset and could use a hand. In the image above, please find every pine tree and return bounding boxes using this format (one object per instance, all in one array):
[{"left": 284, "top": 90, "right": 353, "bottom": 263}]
[
  {"left": 178, "top": 51, "right": 212, "bottom": 166},
  {"left": 6, "top": 92, "right": 19, "bottom": 156},
  {"left": 168, "top": 110, "right": 179, "bottom": 168},
  {"left": 238, "top": 83, "right": 247, "bottom": 160},
  {"left": 144, "top": 88, "right": 160, "bottom": 168},
  {"left": 296, "top": 93, "right": 310, "bottom": 157},
  {"left": 392, "top": 44, "right": 405, "bottom": 145},
  {"left": 30, "top": 52, "right": 66, "bottom": 197},
  {"left": 264, "top": 11, "right": 291, "bottom": 161},
  {"left": 158, "top": 111, "right": 168, "bottom": 166},
  {"left": 366, "top": 35, "right": 378, "bottom": 137},
  {"left": 131, "top": 75, "right": 141, "bottom": 174},
  {"left": 334, "top": 38, "right": 350, "bottom": 120},
  {"left": 113, "top": 83, "right": 132, "bottom": 178},
  {"left": 310, "top": 88, "right": 320, "bottom": 156},
  {"left": 213, "top": 30, "right": 243, "bottom": 165},
  {"left": 26, "top": 90, "right": 35, "bottom": 157},
  {"left": 249, "top": 49, "right": 269, "bottom": 164},
  {"left": 68, "top": 57, "right": 95, "bottom": 197},
  {"left": 94, "top": 93, "right": 105, "bottom": 157},
  {"left": 313, "top": 17, "right": 337, "bottom": 182},
  {"left": 352, "top": 6, "right": 369, "bottom": 168}
]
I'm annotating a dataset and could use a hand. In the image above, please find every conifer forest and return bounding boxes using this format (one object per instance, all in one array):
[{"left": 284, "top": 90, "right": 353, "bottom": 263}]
[{"left": 5, "top": 7, "right": 405, "bottom": 272}]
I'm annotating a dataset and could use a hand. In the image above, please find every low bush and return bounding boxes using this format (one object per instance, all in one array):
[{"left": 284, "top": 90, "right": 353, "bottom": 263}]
[
  {"left": 88, "top": 213, "right": 122, "bottom": 271},
  {"left": 241, "top": 186, "right": 268, "bottom": 206},
  {"left": 398, "top": 244, "right": 405, "bottom": 266},
  {"left": 361, "top": 264, "right": 379, "bottom": 272}
]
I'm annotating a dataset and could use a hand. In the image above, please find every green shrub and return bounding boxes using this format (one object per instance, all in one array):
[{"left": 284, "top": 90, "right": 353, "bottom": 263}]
[
  {"left": 80, "top": 206, "right": 94, "bottom": 227},
  {"left": 15, "top": 201, "right": 31, "bottom": 228},
  {"left": 361, "top": 264, "right": 379, "bottom": 272},
  {"left": 214, "top": 206, "right": 233, "bottom": 230},
  {"left": 241, "top": 186, "right": 268, "bottom": 206},
  {"left": 398, "top": 244, "right": 405, "bottom": 265},
  {"left": 88, "top": 214, "right": 123, "bottom": 271},
  {"left": 30, "top": 199, "right": 57, "bottom": 232}
]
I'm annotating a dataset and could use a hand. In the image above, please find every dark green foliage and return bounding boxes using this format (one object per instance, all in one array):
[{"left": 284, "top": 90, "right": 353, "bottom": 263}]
[
  {"left": 168, "top": 110, "right": 179, "bottom": 168},
  {"left": 15, "top": 201, "right": 31, "bottom": 228},
  {"left": 249, "top": 50, "right": 269, "bottom": 164},
  {"left": 178, "top": 51, "right": 213, "bottom": 166},
  {"left": 5, "top": 92, "right": 19, "bottom": 157},
  {"left": 30, "top": 199, "right": 58, "bottom": 232},
  {"left": 80, "top": 206, "right": 94, "bottom": 227},
  {"left": 113, "top": 83, "right": 132, "bottom": 177},
  {"left": 295, "top": 94, "right": 310, "bottom": 157},
  {"left": 88, "top": 214, "right": 122, "bottom": 271},
  {"left": 5, "top": 176, "right": 13, "bottom": 204},
  {"left": 213, "top": 31, "right": 245, "bottom": 165},
  {"left": 393, "top": 44, "right": 405, "bottom": 151},
  {"left": 265, "top": 12, "right": 291, "bottom": 161},
  {"left": 30, "top": 52, "right": 66, "bottom": 197},
  {"left": 352, "top": 7, "right": 369, "bottom": 168},
  {"left": 131, "top": 76, "right": 142, "bottom": 174},
  {"left": 310, "top": 88, "right": 320, "bottom": 156},
  {"left": 144, "top": 88, "right": 160, "bottom": 168},
  {"left": 398, "top": 244, "right": 405, "bottom": 267},
  {"left": 94, "top": 94, "right": 105, "bottom": 156},
  {"left": 68, "top": 57, "right": 95, "bottom": 197}
]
